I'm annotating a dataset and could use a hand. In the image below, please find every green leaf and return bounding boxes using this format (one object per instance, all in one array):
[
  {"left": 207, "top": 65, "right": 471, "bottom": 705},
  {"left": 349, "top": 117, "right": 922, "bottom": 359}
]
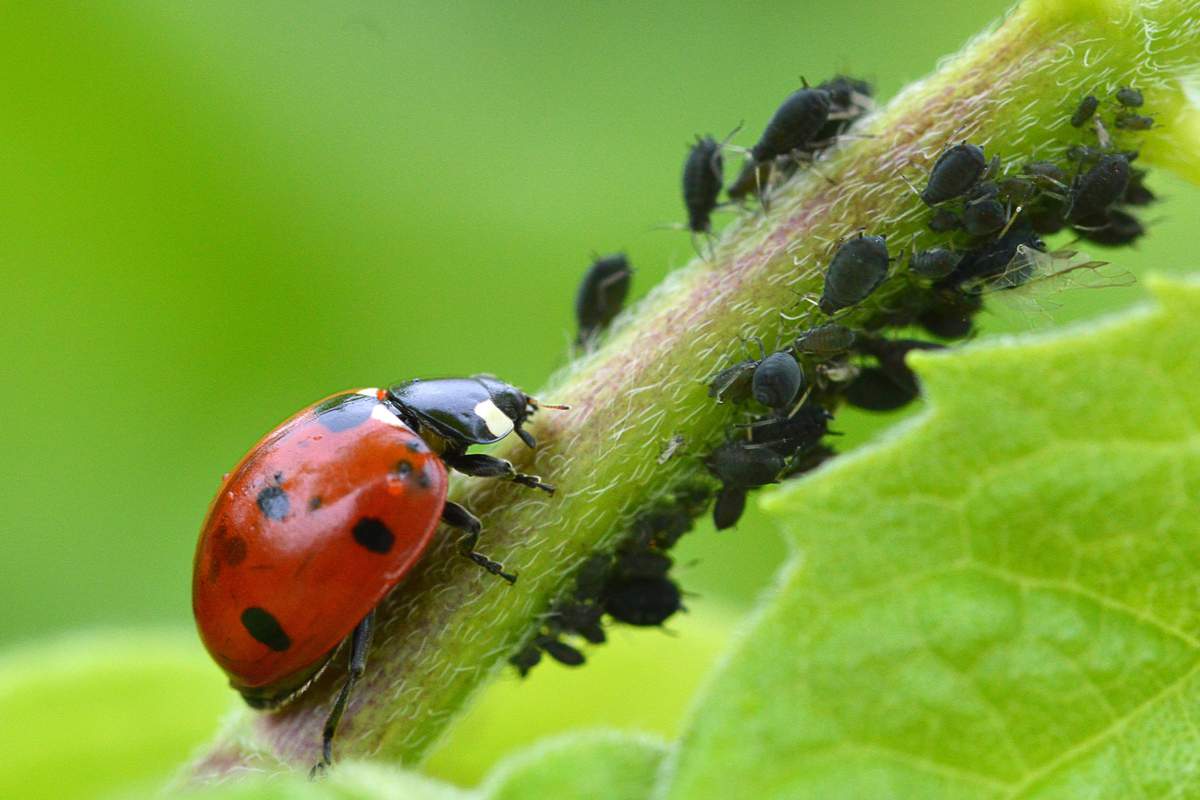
[
  {"left": 481, "top": 730, "right": 666, "bottom": 800},
  {"left": 660, "top": 275, "right": 1200, "bottom": 799},
  {"left": 0, "top": 630, "right": 229, "bottom": 800}
]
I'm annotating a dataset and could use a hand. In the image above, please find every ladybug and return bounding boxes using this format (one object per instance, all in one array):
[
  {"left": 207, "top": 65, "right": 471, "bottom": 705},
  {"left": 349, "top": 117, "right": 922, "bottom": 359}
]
[{"left": 192, "top": 376, "right": 561, "bottom": 773}]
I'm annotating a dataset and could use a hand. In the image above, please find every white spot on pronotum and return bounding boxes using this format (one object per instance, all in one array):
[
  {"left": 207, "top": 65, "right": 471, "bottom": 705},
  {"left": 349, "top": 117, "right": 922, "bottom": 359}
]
[
  {"left": 371, "top": 404, "right": 405, "bottom": 428},
  {"left": 474, "top": 399, "right": 514, "bottom": 438}
]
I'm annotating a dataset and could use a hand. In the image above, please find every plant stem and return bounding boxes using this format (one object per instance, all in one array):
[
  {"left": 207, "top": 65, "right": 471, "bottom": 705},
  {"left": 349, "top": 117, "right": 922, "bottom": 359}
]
[{"left": 191, "top": 0, "right": 1200, "bottom": 779}]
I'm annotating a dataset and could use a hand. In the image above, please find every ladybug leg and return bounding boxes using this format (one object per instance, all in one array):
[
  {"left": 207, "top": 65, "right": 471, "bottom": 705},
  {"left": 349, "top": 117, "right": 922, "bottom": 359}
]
[
  {"left": 309, "top": 611, "right": 375, "bottom": 779},
  {"left": 443, "top": 453, "right": 555, "bottom": 495},
  {"left": 442, "top": 501, "right": 517, "bottom": 584}
]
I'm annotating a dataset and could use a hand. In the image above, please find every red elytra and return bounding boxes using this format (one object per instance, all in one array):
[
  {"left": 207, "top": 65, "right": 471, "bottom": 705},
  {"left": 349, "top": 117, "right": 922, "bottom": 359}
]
[{"left": 192, "top": 388, "right": 447, "bottom": 703}]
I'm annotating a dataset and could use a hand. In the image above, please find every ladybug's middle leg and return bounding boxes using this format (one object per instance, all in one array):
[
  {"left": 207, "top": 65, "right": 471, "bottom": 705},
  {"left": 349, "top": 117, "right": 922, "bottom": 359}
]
[
  {"left": 310, "top": 610, "right": 375, "bottom": 779},
  {"left": 442, "top": 453, "right": 555, "bottom": 494},
  {"left": 442, "top": 501, "right": 516, "bottom": 584}
]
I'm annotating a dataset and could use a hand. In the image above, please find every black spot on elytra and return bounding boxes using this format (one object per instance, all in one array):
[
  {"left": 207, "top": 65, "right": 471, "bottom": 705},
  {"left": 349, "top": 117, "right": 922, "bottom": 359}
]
[
  {"left": 308, "top": 496, "right": 322, "bottom": 511},
  {"left": 353, "top": 517, "right": 394, "bottom": 554},
  {"left": 256, "top": 485, "right": 290, "bottom": 521},
  {"left": 314, "top": 393, "right": 376, "bottom": 433},
  {"left": 405, "top": 440, "right": 427, "bottom": 454},
  {"left": 418, "top": 465, "right": 433, "bottom": 489},
  {"left": 394, "top": 460, "right": 414, "bottom": 478},
  {"left": 241, "top": 607, "right": 291, "bottom": 651},
  {"left": 220, "top": 535, "right": 248, "bottom": 566}
]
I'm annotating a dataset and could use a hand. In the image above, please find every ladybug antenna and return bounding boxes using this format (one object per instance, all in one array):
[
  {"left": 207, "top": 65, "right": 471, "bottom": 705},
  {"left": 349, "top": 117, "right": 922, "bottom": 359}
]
[{"left": 530, "top": 399, "right": 571, "bottom": 411}]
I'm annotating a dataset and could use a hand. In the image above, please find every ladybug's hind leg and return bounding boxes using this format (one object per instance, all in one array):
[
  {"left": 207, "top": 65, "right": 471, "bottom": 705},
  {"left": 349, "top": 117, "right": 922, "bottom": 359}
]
[
  {"left": 442, "top": 501, "right": 517, "bottom": 584},
  {"left": 309, "top": 610, "right": 375, "bottom": 779},
  {"left": 443, "top": 453, "right": 555, "bottom": 494}
]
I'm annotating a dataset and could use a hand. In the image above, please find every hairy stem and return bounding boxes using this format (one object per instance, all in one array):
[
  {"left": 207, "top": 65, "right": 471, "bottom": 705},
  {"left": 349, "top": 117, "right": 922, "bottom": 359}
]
[{"left": 192, "top": 0, "right": 1200, "bottom": 779}]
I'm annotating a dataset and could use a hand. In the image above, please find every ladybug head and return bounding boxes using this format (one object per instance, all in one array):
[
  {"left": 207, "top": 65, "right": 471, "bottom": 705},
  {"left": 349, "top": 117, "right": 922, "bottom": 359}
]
[
  {"left": 387, "top": 376, "right": 568, "bottom": 452},
  {"left": 472, "top": 375, "right": 567, "bottom": 449}
]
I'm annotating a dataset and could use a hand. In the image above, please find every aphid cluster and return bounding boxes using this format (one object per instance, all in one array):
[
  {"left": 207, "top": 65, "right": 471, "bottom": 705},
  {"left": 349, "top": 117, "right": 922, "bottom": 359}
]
[
  {"left": 520, "top": 81, "right": 1159, "bottom": 677},
  {"left": 853, "top": 85, "right": 1157, "bottom": 342},
  {"left": 1009, "top": 87, "right": 1154, "bottom": 249},
  {"left": 511, "top": 485, "right": 706, "bottom": 671},
  {"left": 682, "top": 76, "right": 877, "bottom": 225}
]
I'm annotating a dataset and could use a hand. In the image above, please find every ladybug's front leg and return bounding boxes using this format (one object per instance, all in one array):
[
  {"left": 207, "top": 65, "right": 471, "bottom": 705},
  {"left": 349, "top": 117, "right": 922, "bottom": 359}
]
[
  {"left": 442, "top": 501, "right": 517, "bottom": 584},
  {"left": 442, "top": 453, "right": 555, "bottom": 494},
  {"left": 309, "top": 610, "right": 375, "bottom": 779}
]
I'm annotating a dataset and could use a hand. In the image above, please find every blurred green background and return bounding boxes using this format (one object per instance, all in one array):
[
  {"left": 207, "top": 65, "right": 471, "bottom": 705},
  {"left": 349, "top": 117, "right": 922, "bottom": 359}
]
[{"left": 3, "top": 1, "right": 1196, "bottom": 795}]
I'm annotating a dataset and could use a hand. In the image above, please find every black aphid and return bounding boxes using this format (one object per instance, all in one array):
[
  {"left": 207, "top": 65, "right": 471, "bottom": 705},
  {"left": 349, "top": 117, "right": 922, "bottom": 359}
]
[
  {"left": 630, "top": 505, "right": 698, "bottom": 551},
  {"left": 708, "top": 358, "right": 759, "bottom": 404},
  {"left": 603, "top": 576, "right": 682, "bottom": 626},
  {"left": 747, "top": 403, "right": 831, "bottom": 457},
  {"left": 1066, "top": 154, "right": 1131, "bottom": 222},
  {"left": 1023, "top": 160, "right": 1068, "bottom": 186},
  {"left": 819, "top": 234, "right": 890, "bottom": 314},
  {"left": 752, "top": 351, "right": 805, "bottom": 410},
  {"left": 856, "top": 337, "right": 946, "bottom": 398},
  {"left": 575, "top": 253, "right": 632, "bottom": 343},
  {"left": 572, "top": 552, "right": 613, "bottom": 602},
  {"left": 844, "top": 367, "right": 920, "bottom": 411},
  {"left": 814, "top": 75, "right": 874, "bottom": 140},
  {"left": 778, "top": 442, "right": 836, "bottom": 481},
  {"left": 751, "top": 88, "right": 833, "bottom": 162},
  {"left": 613, "top": 548, "right": 672, "bottom": 580},
  {"left": 1074, "top": 208, "right": 1145, "bottom": 247},
  {"left": 712, "top": 486, "right": 747, "bottom": 531},
  {"left": 683, "top": 136, "right": 724, "bottom": 234},
  {"left": 537, "top": 635, "right": 585, "bottom": 667},
  {"left": 910, "top": 247, "right": 962, "bottom": 279},
  {"left": 929, "top": 208, "right": 961, "bottom": 232},
  {"left": 509, "top": 644, "right": 542, "bottom": 677},
  {"left": 1115, "top": 87, "right": 1144, "bottom": 107},
  {"left": 552, "top": 601, "right": 606, "bottom": 645},
  {"left": 820, "top": 75, "right": 872, "bottom": 106},
  {"left": 943, "top": 221, "right": 1046, "bottom": 287},
  {"left": 1115, "top": 114, "right": 1153, "bottom": 130},
  {"left": 968, "top": 180, "right": 1000, "bottom": 201},
  {"left": 996, "top": 176, "right": 1039, "bottom": 205},
  {"left": 1066, "top": 144, "right": 1131, "bottom": 163},
  {"left": 920, "top": 143, "right": 988, "bottom": 206},
  {"left": 1070, "top": 94, "right": 1099, "bottom": 127},
  {"left": 962, "top": 198, "right": 1008, "bottom": 237},
  {"left": 918, "top": 289, "right": 982, "bottom": 339},
  {"left": 706, "top": 440, "right": 785, "bottom": 489},
  {"left": 793, "top": 323, "right": 856, "bottom": 355}
]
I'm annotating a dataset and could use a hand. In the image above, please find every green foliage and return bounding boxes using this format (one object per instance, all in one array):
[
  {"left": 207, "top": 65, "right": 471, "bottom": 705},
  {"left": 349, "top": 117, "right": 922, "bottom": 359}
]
[
  {"left": 177, "top": 732, "right": 663, "bottom": 800},
  {"left": 424, "top": 608, "right": 730, "bottom": 785},
  {"left": 660, "top": 276, "right": 1200, "bottom": 799},
  {"left": 0, "top": 631, "right": 228, "bottom": 800},
  {"left": 6, "top": 0, "right": 1200, "bottom": 795},
  {"left": 480, "top": 731, "right": 666, "bottom": 800}
]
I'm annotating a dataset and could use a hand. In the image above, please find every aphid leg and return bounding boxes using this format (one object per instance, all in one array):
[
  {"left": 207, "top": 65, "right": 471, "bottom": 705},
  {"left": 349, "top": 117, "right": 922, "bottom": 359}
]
[
  {"left": 789, "top": 149, "right": 838, "bottom": 185},
  {"left": 744, "top": 335, "right": 767, "bottom": 361},
  {"left": 996, "top": 204, "right": 1023, "bottom": 239},
  {"left": 309, "top": 611, "right": 375, "bottom": 779},
  {"left": 443, "top": 453, "right": 555, "bottom": 495},
  {"left": 442, "top": 501, "right": 516, "bottom": 583},
  {"left": 984, "top": 154, "right": 1001, "bottom": 181},
  {"left": 786, "top": 386, "right": 815, "bottom": 418}
]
